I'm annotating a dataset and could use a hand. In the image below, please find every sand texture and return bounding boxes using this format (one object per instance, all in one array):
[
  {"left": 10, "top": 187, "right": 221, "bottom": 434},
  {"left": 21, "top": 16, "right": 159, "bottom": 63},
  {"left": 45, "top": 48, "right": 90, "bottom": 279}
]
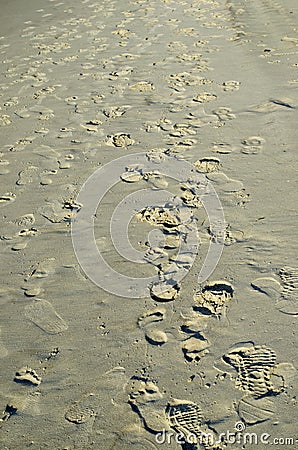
[{"left": 0, "top": 0, "right": 297, "bottom": 448}]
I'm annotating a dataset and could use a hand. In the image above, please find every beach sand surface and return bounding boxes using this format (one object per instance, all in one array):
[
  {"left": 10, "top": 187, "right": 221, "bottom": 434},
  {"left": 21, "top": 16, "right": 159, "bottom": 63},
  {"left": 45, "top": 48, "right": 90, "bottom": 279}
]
[{"left": 0, "top": 0, "right": 297, "bottom": 448}]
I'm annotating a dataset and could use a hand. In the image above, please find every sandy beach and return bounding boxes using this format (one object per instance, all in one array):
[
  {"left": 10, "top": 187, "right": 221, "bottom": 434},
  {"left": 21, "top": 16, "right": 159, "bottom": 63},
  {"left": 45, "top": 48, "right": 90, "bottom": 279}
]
[{"left": 0, "top": 0, "right": 297, "bottom": 448}]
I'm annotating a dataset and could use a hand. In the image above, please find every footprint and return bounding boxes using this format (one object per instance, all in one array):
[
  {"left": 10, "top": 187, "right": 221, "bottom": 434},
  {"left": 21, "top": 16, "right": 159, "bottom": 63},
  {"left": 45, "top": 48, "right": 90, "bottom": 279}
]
[
  {"left": 137, "top": 307, "right": 166, "bottom": 328},
  {"left": 181, "top": 316, "right": 208, "bottom": 334},
  {"left": 223, "top": 224, "right": 246, "bottom": 246},
  {"left": 34, "top": 127, "right": 49, "bottom": 135},
  {"left": 0, "top": 327, "right": 8, "bottom": 358},
  {"left": 1, "top": 392, "right": 42, "bottom": 421},
  {"left": 0, "top": 192, "right": 16, "bottom": 206},
  {"left": 103, "top": 106, "right": 128, "bottom": 119},
  {"left": 166, "top": 138, "right": 198, "bottom": 150},
  {"left": 65, "top": 393, "right": 97, "bottom": 424},
  {"left": 269, "top": 97, "right": 297, "bottom": 109},
  {"left": 25, "top": 298, "right": 68, "bottom": 334},
  {"left": 145, "top": 118, "right": 173, "bottom": 133},
  {"left": 192, "top": 92, "right": 217, "bottom": 103},
  {"left": 3, "top": 97, "right": 18, "bottom": 107},
  {"left": 180, "top": 184, "right": 203, "bottom": 208},
  {"left": 16, "top": 213, "right": 35, "bottom": 227},
  {"left": 169, "top": 123, "right": 196, "bottom": 138},
  {"left": 234, "top": 189, "right": 250, "bottom": 207},
  {"left": 14, "top": 108, "right": 31, "bottom": 119},
  {"left": 11, "top": 239, "right": 29, "bottom": 251},
  {"left": 212, "top": 107, "right": 236, "bottom": 121},
  {"left": 28, "top": 258, "right": 56, "bottom": 279},
  {"left": 169, "top": 72, "right": 211, "bottom": 88},
  {"left": 80, "top": 120, "right": 102, "bottom": 133},
  {"left": 16, "top": 165, "right": 38, "bottom": 186},
  {"left": 206, "top": 172, "right": 244, "bottom": 192},
  {"left": 150, "top": 280, "right": 180, "bottom": 302},
  {"left": 251, "top": 276, "right": 282, "bottom": 299},
  {"left": 222, "top": 80, "right": 240, "bottom": 91},
  {"left": 58, "top": 157, "right": 72, "bottom": 170},
  {"left": 222, "top": 343, "right": 277, "bottom": 397},
  {"left": 14, "top": 366, "right": 42, "bottom": 386},
  {"left": 32, "top": 145, "right": 60, "bottom": 169},
  {"left": 0, "top": 114, "right": 12, "bottom": 126},
  {"left": 166, "top": 399, "right": 216, "bottom": 447},
  {"left": 120, "top": 165, "right": 143, "bottom": 183},
  {"left": 182, "top": 333, "right": 210, "bottom": 361},
  {"left": 137, "top": 206, "right": 182, "bottom": 228},
  {"left": 241, "top": 136, "right": 265, "bottom": 154},
  {"left": 39, "top": 169, "right": 58, "bottom": 185},
  {"left": 278, "top": 267, "right": 298, "bottom": 315},
  {"left": 247, "top": 97, "right": 297, "bottom": 113},
  {"left": 106, "top": 133, "right": 134, "bottom": 147},
  {"left": 237, "top": 395, "right": 275, "bottom": 425},
  {"left": 144, "top": 329, "right": 168, "bottom": 346},
  {"left": 251, "top": 267, "right": 298, "bottom": 315},
  {"left": 128, "top": 377, "right": 168, "bottom": 432},
  {"left": 143, "top": 171, "right": 169, "bottom": 189},
  {"left": 65, "top": 392, "right": 97, "bottom": 448},
  {"left": 193, "top": 281, "right": 234, "bottom": 317},
  {"left": 18, "top": 227, "right": 38, "bottom": 237},
  {"left": 0, "top": 159, "right": 10, "bottom": 175},
  {"left": 120, "top": 165, "right": 168, "bottom": 188},
  {"left": 166, "top": 399, "right": 203, "bottom": 436},
  {"left": 212, "top": 142, "right": 239, "bottom": 154},
  {"left": 194, "top": 157, "right": 220, "bottom": 173},
  {"left": 187, "top": 111, "right": 218, "bottom": 129},
  {"left": 146, "top": 148, "right": 167, "bottom": 163},
  {"left": 130, "top": 81, "right": 155, "bottom": 92},
  {"left": 38, "top": 199, "right": 70, "bottom": 223}
]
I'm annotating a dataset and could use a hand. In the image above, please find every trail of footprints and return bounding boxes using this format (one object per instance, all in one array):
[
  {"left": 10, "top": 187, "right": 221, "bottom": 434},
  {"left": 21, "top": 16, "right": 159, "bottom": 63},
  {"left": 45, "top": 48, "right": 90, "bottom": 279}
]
[
  {"left": 119, "top": 138, "right": 295, "bottom": 444},
  {"left": 23, "top": 257, "right": 69, "bottom": 335},
  {"left": 0, "top": 257, "right": 68, "bottom": 422},
  {"left": 125, "top": 341, "right": 295, "bottom": 448},
  {"left": 132, "top": 267, "right": 295, "bottom": 445}
]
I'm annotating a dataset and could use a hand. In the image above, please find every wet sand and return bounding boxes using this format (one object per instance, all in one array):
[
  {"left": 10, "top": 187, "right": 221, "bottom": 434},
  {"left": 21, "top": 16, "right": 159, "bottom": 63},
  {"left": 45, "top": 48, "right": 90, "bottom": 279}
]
[{"left": 0, "top": 0, "right": 297, "bottom": 448}]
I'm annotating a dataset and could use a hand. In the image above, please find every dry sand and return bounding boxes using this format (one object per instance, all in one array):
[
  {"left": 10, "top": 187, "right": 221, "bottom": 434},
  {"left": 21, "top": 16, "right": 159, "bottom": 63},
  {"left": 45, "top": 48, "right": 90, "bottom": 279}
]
[{"left": 0, "top": 0, "right": 297, "bottom": 449}]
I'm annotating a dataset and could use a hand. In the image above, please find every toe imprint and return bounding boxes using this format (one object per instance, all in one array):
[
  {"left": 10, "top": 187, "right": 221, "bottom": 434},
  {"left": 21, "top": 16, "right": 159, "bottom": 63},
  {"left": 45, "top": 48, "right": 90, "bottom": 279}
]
[{"left": 138, "top": 307, "right": 166, "bottom": 328}]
